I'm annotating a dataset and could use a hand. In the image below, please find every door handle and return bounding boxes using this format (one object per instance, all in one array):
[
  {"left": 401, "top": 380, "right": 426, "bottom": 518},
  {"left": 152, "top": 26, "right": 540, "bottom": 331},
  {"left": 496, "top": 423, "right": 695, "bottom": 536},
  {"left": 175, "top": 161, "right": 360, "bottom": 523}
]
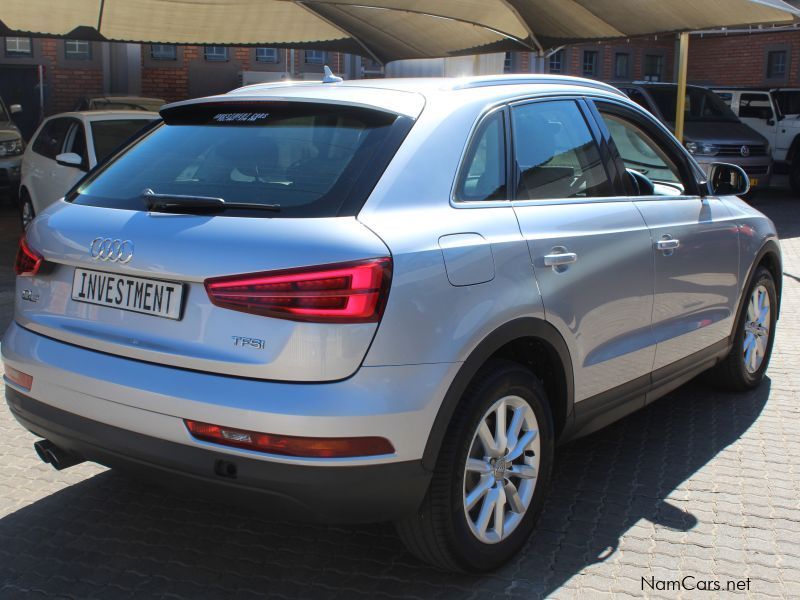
[
  {"left": 544, "top": 252, "right": 578, "bottom": 267},
  {"left": 656, "top": 239, "right": 680, "bottom": 251}
]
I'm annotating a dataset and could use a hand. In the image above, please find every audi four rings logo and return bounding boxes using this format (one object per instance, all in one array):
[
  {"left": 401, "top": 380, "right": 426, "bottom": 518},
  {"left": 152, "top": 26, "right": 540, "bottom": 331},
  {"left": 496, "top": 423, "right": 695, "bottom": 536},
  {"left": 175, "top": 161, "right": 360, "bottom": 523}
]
[{"left": 90, "top": 238, "right": 134, "bottom": 263}]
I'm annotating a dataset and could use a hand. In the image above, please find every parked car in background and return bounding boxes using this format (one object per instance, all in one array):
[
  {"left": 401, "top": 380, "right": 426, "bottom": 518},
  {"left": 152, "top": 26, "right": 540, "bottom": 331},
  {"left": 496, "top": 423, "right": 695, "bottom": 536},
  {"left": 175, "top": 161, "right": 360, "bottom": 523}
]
[
  {"left": 19, "top": 111, "right": 158, "bottom": 227},
  {"left": 74, "top": 96, "right": 165, "bottom": 112},
  {"left": 616, "top": 82, "right": 773, "bottom": 192},
  {"left": 0, "top": 95, "right": 25, "bottom": 202},
  {"left": 714, "top": 87, "right": 800, "bottom": 193},
  {"left": 3, "top": 75, "right": 782, "bottom": 572}
]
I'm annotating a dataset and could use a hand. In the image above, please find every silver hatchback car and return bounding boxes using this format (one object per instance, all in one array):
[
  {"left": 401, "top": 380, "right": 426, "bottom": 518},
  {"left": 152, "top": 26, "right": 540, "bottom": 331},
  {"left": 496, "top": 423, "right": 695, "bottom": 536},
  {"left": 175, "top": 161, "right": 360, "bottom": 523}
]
[{"left": 3, "top": 75, "right": 781, "bottom": 572}]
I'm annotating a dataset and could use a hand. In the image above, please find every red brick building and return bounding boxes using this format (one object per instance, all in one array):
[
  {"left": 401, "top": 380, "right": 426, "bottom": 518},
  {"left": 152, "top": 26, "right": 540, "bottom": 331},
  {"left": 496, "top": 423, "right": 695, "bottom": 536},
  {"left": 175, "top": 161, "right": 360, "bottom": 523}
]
[{"left": 1, "top": 27, "right": 799, "bottom": 140}]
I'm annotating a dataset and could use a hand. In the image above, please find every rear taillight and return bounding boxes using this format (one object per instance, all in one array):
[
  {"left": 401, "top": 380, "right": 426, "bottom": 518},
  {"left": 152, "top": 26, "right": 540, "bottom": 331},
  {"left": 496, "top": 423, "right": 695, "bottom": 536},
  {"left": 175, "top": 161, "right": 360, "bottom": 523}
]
[
  {"left": 15, "top": 236, "right": 43, "bottom": 276},
  {"left": 184, "top": 419, "right": 395, "bottom": 458},
  {"left": 204, "top": 257, "right": 392, "bottom": 323}
]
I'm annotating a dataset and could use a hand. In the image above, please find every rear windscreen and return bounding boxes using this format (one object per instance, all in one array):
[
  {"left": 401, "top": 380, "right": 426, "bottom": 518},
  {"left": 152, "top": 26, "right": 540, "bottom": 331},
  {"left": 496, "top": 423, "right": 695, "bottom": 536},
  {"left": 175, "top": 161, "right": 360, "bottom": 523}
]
[{"left": 70, "top": 102, "right": 409, "bottom": 218}]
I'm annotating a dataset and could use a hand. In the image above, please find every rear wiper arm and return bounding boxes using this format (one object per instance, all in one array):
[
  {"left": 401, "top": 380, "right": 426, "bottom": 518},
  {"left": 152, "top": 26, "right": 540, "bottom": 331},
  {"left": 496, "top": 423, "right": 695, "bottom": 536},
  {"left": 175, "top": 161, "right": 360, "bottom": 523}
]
[{"left": 142, "top": 189, "right": 281, "bottom": 213}]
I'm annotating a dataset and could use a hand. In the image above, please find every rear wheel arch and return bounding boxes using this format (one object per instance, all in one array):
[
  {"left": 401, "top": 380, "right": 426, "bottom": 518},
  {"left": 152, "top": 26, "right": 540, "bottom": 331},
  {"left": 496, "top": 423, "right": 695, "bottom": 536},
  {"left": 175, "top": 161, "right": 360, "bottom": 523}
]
[
  {"left": 421, "top": 318, "right": 574, "bottom": 471},
  {"left": 731, "top": 240, "right": 782, "bottom": 341}
]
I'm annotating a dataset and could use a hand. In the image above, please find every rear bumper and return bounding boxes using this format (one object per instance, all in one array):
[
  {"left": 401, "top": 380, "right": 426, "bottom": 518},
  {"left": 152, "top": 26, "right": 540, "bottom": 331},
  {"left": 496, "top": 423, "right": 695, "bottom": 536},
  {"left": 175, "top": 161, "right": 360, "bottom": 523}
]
[{"left": 7, "top": 387, "right": 431, "bottom": 522}]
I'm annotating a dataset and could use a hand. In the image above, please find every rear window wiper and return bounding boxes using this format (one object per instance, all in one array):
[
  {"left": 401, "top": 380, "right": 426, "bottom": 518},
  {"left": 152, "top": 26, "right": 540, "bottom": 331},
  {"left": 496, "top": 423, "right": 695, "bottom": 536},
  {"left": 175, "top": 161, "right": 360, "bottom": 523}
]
[{"left": 142, "top": 189, "right": 281, "bottom": 213}]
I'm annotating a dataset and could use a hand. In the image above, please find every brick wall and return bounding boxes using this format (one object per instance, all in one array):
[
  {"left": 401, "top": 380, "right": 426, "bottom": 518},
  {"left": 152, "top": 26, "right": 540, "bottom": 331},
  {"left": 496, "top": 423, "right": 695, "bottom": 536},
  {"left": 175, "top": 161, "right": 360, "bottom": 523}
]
[
  {"left": 40, "top": 40, "right": 104, "bottom": 114},
  {"left": 558, "top": 36, "right": 676, "bottom": 81},
  {"left": 687, "top": 30, "right": 799, "bottom": 87}
]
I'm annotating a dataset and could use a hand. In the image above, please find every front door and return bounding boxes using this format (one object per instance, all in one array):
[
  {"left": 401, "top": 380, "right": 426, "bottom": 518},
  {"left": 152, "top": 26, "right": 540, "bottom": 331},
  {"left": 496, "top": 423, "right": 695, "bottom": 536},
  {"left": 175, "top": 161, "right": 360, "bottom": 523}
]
[
  {"left": 593, "top": 100, "right": 741, "bottom": 371},
  {"left": 510, "top": 98, "right": 656, "bottom": 402}
]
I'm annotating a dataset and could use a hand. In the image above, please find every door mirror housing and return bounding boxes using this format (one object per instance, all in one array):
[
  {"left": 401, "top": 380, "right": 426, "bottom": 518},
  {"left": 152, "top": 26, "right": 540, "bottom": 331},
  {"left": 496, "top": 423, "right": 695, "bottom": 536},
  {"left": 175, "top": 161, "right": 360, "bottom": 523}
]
[
  {"left": 55, "top": 152, "right": 84, "bottom": 169},
  {"left": 9, "top": 104, "right": 22, "bottom": 114},
  {"left": 705, "top": 162, "right": 750, "bottom": 197},
  {"left": 767, "top": 118, "right": 775, "bottom": 127}
]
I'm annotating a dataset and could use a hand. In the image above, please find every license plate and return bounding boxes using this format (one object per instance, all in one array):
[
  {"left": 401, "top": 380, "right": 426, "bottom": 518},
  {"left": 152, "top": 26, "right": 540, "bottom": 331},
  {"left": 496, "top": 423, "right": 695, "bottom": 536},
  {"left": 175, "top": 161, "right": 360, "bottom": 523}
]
[
  {"left": 750, "top": 178, "right": 759, "bottom": 187},
  {"left": 72, "top": 268, "right": 184, "bottom": 320}
]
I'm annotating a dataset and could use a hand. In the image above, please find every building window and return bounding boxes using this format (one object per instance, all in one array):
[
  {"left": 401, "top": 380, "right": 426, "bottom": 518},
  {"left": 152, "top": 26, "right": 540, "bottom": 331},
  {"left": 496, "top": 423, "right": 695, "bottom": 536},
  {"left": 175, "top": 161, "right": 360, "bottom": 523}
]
[
  {"left": 305, "top": 50, "right": 325, "bottom": 64},
  {"left": 150, "top": 45, "right": 177, "bottom": 60},
  {"left": 548, "top": 50, "right": 564, "bottom": 74},
  {"left": 614, "top": 52, "right": 630, "bottom": 80},
  {"left": 256, "top": 47, "right": 278, "bottom": 63},
  {"left": 504, "top": 52, "right": 513, "bottom": 73},
  {"left": 204, "top": 46, "right": 228, "bottom": 62},
  {"left": 644, "top": 54, "right": 664, "bottom": 82},
  {"left": 4, "top": 36, "right": 32, "bottom": 57},
  {"left": 767, "top": 50, "right": 787, "bottom": 80},
  {"left": 65, "top": 40, "right": 91, "bottom": 60},
  {"left": 582, "top": 50, "right": 598, "bottom": 77}
]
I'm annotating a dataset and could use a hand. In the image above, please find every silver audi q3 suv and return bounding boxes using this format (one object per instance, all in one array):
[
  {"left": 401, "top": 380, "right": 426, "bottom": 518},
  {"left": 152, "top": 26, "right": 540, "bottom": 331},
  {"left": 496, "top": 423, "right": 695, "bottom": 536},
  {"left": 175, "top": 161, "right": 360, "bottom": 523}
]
[{"left": 2, "top": 75, "right": 781, "bottom": 572}]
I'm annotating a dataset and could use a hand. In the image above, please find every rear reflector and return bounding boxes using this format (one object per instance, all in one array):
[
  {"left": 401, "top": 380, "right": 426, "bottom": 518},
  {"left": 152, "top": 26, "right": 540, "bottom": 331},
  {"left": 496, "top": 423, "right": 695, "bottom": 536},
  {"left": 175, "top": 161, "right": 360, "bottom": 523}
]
[
  {"left": 15, "top": 236, "right": 43, "bottom": 276},
  {"left": 184, "top": 420, "right": 395, "bottom": 458},
  {"left": 204, "top": 257, "right": 392, "bottom": 323},
  {"left": 4, "top": 365, "right": 33, "bottom": 390}
]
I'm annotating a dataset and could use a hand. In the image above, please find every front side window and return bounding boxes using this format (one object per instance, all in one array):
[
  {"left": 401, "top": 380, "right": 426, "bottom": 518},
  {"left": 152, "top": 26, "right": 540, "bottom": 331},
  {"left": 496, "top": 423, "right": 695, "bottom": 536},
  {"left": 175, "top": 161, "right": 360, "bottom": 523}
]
[
  {"left": 151, "top": 45, "right": 177, "bottom": 60},
  {"left": 64, "top": 122, "right": 88, "bottom": 167},
  {"left": 305, "top": 50, "right": 324, "bottom": 64},
  {"left": 739, "top": 93, "right": 775, "bottom": 121},
  {"left": 65, "top": 40, "right": 91, "bottom": 60},
  {"left": 204, "top": 46, "right": 228, "bottom": 61},
  {"left": 91, "top": 119, "right": 155, "bottom": 163},
  {"left": 548, "top": 50, "right": 563, "bottom": 74},
  {"left": 582, "top": 50, "right": 598, "bottom": 77},
  {"left": 774, "top": 90, "right": 800, "bottom": 116},
  {"left": 512, "top": 100, "right": 611, "bottom": 201},
  {"left": 614, "top": 53, "right": 630, "bottom": 79},
  {"left": 456, "top": 111, "right": 507, "bottom": 202},
  {"left": 32, "top": 118, "right": 73, "bottom": 159},
  {"left": 599, "top": 110, "right": 685, "bottom": 194},
  {"left": 767, "top": 50, "right": 787, "bottom": 80},
  {"left": 644, "top": 54, "right": 663, "bottom": 82},
  {"left": 70, "top": 103, "right": 404, "bottom": 218},
  {"left": 5, "top": 36, "right": 32, "bottom": 57},
  {"left": 256, "top": 47, "right": 278, "bottom": 63}
]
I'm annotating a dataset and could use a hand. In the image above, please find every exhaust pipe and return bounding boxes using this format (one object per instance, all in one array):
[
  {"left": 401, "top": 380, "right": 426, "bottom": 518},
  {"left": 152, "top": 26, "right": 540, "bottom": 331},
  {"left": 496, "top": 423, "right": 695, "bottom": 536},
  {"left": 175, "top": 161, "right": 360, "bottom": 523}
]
[{"left": 33, "top": 440, "right": 85, "bottom": 471}]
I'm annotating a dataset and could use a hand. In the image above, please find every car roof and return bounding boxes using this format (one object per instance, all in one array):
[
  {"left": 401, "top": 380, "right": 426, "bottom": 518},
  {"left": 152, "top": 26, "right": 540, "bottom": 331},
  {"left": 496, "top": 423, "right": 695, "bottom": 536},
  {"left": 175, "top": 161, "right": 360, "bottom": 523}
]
[
  {"left": 88, "top": 96, "right": 165, "bottom": 102},
  {"left": 42, "top": 110, "right": 160, "bottom": 123},
  {"left": 164, "top": 75, "right": 627, "bottom": 119}
]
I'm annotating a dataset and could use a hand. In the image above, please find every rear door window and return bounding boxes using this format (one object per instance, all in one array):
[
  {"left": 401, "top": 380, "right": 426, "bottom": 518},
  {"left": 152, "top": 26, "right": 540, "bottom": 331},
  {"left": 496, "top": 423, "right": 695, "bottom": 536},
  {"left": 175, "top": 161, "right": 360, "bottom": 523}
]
[
  {"left": 739, "top": 93, "right": 775, "bottom": 121},
  {"left": 511, "top": 100, "right": 612, "bottom": 200},
  {"left": 70, "top": 103, "right": 411, "bottom": 218},
  {"left": 456, "top": 111, "right": 507, "bottom": 201}
]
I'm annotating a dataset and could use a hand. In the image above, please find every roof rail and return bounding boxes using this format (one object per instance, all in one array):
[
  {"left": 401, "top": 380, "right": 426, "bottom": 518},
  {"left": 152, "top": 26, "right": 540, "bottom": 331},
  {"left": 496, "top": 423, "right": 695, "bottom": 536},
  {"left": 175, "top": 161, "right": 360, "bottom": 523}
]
[{"left": 451, "top": 74, "right": 626, "bottom": 97}]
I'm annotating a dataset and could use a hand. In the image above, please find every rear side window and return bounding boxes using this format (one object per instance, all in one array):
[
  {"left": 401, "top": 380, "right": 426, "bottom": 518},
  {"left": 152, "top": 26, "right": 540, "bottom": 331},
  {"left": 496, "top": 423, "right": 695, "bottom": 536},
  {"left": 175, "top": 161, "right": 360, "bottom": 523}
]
[
  {"left": 456, "top": 111, "right": 507, "bottom": 201},
  {"left": 32, "top": 118, "right": 72, "bottom": 159},
  {"left": 739, "top": 94, "right": 774, "bottom": 121},
  {"left": 90, "top": 119, "right": 154, "bottom": 163},
  {"left": 512, "top": 100, "right": 612, "bottom": 201},
  {"left": 70, "top": 103, "right": 410, "bottom": 218}
]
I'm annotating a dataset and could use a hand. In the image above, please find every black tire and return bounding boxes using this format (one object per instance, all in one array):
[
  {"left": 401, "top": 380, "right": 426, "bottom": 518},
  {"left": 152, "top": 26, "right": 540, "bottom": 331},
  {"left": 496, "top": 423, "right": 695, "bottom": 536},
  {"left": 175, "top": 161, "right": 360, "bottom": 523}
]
[
  {"left": 395, "top": 359, "right": 554, "bottom": 572},
  {"left": 18, "top": 189, "right": 35, "bottom": 230},
  {"left": 790, "top": 158, "right": 800, "bottom": 195},
  {"left": 708, "top": 266, "right": 777, "bottom": 391}
]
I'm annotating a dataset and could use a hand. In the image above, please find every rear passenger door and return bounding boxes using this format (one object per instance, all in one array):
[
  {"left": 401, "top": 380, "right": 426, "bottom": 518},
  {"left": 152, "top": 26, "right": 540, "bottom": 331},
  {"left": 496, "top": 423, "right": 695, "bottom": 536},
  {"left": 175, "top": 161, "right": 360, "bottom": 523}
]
[
  {"left": 592, "top": 100, "right": 740, "bottom": 371},
  {"left": 510, "top": 98, "right": 656, "bottom": 403}
]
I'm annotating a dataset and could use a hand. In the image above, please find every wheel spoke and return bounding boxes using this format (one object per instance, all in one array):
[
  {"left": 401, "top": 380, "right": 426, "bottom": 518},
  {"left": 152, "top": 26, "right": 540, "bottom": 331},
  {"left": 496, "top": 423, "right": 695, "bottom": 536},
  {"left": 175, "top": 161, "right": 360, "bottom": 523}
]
[
  {"left": 465, "top": 476, "right": 494, "bottom": 511},
  {"left": 493, "top": 485, "right": 506, "bottom": 539},
  {"left": 506, "top": 430, "right": 537, "bottom": 461},
  {"left": 494, "top": 400, "right": 507, "bottom": 455},
  {"left": 508, "top": 464, "right": 537, "bottom": 480},
  {"left": 466, "top": 458, "right": 491, "bottom": 474},
  {"left": 477, "top": 421, "right": 499, "bottom": 457},
  {"left": 476, "top": 487, "right": 500, "bottom": 534},
  {"left": 505, "top": 406, "right": 526, "bottom": 454},
  {"left": 504, "top": 481, "right": 525, "bottom": 514}
]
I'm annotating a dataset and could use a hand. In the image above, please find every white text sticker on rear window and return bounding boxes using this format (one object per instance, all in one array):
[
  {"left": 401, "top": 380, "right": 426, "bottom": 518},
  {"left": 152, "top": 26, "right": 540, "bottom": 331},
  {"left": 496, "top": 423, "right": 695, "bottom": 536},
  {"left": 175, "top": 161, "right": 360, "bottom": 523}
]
[{"left": 212, "top": 112, "right": 270, "bottom": 123}]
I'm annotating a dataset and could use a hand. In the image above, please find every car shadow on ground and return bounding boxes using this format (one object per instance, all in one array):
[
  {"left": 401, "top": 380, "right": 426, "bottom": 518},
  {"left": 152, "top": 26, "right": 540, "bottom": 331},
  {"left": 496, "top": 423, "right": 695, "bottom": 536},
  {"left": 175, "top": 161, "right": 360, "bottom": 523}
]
[{"left": 0, "top": 378, "right": 770, "bottom": 598}]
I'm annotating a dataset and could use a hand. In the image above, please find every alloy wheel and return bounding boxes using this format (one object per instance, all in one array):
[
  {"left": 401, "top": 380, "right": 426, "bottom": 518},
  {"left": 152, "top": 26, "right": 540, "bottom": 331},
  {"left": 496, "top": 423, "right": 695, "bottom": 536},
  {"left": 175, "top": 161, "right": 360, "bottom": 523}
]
[
  {"left": 463, "top": 395, "right": 539, "bottom": 544},
  {"left": 743, "top": 283, "right": 771, "bottom": 374}
]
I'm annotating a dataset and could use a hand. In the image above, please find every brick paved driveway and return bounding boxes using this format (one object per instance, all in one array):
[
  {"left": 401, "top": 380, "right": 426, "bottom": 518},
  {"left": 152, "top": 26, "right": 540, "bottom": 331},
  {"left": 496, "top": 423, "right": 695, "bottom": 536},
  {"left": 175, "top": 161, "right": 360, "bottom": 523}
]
[{"left": 1, "top": 191, "right": 798, "bottom": 599}]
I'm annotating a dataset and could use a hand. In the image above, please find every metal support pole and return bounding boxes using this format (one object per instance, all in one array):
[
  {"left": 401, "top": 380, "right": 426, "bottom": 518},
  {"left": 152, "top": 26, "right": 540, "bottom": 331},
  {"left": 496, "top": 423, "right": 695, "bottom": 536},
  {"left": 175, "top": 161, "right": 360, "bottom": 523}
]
[{"left": 675, "top": 32, "right": 690, "bottom": 143}]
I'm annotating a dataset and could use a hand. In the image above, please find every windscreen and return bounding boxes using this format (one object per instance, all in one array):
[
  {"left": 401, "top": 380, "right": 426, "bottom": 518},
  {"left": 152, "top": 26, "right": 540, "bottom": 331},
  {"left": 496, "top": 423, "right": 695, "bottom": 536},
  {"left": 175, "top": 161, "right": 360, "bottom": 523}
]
[
  {"left": 773, "top": 91, "right": 800, "bottom": 116},
  {"left": 91, "top": 119, "right": 156, "bottom": 163},
  {"left": 648, "top": 87, "right": 739, "bottom": 123},
  {"left": 70, "top": 102, "right": 405, "bottom": 218}
]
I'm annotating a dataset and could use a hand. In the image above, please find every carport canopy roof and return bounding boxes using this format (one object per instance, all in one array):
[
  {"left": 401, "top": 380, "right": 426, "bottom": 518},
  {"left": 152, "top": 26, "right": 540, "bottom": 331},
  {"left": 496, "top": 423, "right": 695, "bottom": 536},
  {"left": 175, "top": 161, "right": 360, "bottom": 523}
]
[{"left": 1, "top": 0, "right": 799, "bottom": 63}]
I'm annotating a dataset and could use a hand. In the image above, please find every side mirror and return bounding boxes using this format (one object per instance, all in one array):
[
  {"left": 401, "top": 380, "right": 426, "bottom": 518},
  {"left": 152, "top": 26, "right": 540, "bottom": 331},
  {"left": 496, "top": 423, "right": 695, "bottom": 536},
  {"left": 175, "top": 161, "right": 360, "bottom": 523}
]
[
  {"left": 9, "top": 104, "right": 22, "bottom": 114},
  {"left": 55, "top": 152, "right": 84, "bottom": 169},
  {"left": 707, "top": 162, "right": 750, "bottom": 197},
  {"left": 767, "top": 118, "right": 775, "bottom": 126}
]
